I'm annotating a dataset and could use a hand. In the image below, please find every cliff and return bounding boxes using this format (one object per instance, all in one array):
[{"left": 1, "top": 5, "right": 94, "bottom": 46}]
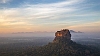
[{"left": 53, "top": 29, "right": 71, "bottom": 43}]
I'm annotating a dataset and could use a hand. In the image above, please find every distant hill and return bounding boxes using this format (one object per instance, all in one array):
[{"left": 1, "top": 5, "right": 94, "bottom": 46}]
[{"left": 70, "top": 30, "right": 83, "bottom": 33}]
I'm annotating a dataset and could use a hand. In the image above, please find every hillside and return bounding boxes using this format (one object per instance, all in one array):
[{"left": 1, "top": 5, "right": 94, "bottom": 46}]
[{"left": 27, "top": 40, "right": 100, "bottom": 56}]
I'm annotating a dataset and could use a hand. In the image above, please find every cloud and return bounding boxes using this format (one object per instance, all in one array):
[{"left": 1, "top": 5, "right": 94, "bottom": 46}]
[
  {"left": 0, "top": 0, "right": 12, "bottom": 3},
  {"left": 0, "top": 0, "right": 82, "bottom": 24},
  {"left": 0, "top": 0, "right": 100, "bottom": 32}
]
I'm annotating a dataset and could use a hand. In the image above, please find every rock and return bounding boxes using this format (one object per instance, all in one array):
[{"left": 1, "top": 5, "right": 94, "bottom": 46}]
[{"left": 53, "top": 29, "right": 71, "bottom": 43}]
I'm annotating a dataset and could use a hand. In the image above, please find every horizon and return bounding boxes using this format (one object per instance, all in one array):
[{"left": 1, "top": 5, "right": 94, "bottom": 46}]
[{"left": 0, "top": 0, "right": 100, "bottom": 33}]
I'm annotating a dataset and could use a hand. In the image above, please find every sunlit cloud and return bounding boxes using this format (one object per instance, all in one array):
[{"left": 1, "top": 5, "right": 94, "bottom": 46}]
[
  {"left": 0, "top": 0, "right": 82, "bottom": 25},
  {"left": 0, "top": 0, "right": 100, "bottom": 33}
]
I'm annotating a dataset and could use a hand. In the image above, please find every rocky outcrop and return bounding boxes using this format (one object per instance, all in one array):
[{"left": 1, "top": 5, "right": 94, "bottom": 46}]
[{"left": 53, "top": 29, "right": 71, "bottom": 43}]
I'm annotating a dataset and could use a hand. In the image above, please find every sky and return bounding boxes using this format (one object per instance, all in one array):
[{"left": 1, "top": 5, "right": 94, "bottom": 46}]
[{"left": 0, "top": 0, "right": 100, "bottom": 33}]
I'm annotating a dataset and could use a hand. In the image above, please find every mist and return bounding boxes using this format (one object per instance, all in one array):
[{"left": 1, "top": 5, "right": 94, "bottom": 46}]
[
  {"left": 0, "top": 32, "right": 100, "bottom": 48},
  {"left": 0, "top": 32, "right": 55, "bottom": 37}
]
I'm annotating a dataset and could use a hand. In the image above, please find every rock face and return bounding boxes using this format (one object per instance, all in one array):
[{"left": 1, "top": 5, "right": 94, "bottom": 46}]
[{"left": 53, "top": 29, "right": 71, "bottom": 43}]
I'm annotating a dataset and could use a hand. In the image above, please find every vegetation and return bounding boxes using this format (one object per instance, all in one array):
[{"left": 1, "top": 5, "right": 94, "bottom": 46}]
[{"left": 0, "top": 40, "right": 100, "bottom": 56}]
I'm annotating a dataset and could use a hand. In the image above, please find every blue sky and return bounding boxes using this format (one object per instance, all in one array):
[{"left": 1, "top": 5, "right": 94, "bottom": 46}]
[{"left": 0, "top": 0, "right": 100, "bottom": 33}]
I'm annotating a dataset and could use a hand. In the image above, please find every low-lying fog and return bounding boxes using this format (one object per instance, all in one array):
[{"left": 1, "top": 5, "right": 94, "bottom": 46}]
[{"left": 0, "top": 32, "right": 100, "bottom": 48}]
